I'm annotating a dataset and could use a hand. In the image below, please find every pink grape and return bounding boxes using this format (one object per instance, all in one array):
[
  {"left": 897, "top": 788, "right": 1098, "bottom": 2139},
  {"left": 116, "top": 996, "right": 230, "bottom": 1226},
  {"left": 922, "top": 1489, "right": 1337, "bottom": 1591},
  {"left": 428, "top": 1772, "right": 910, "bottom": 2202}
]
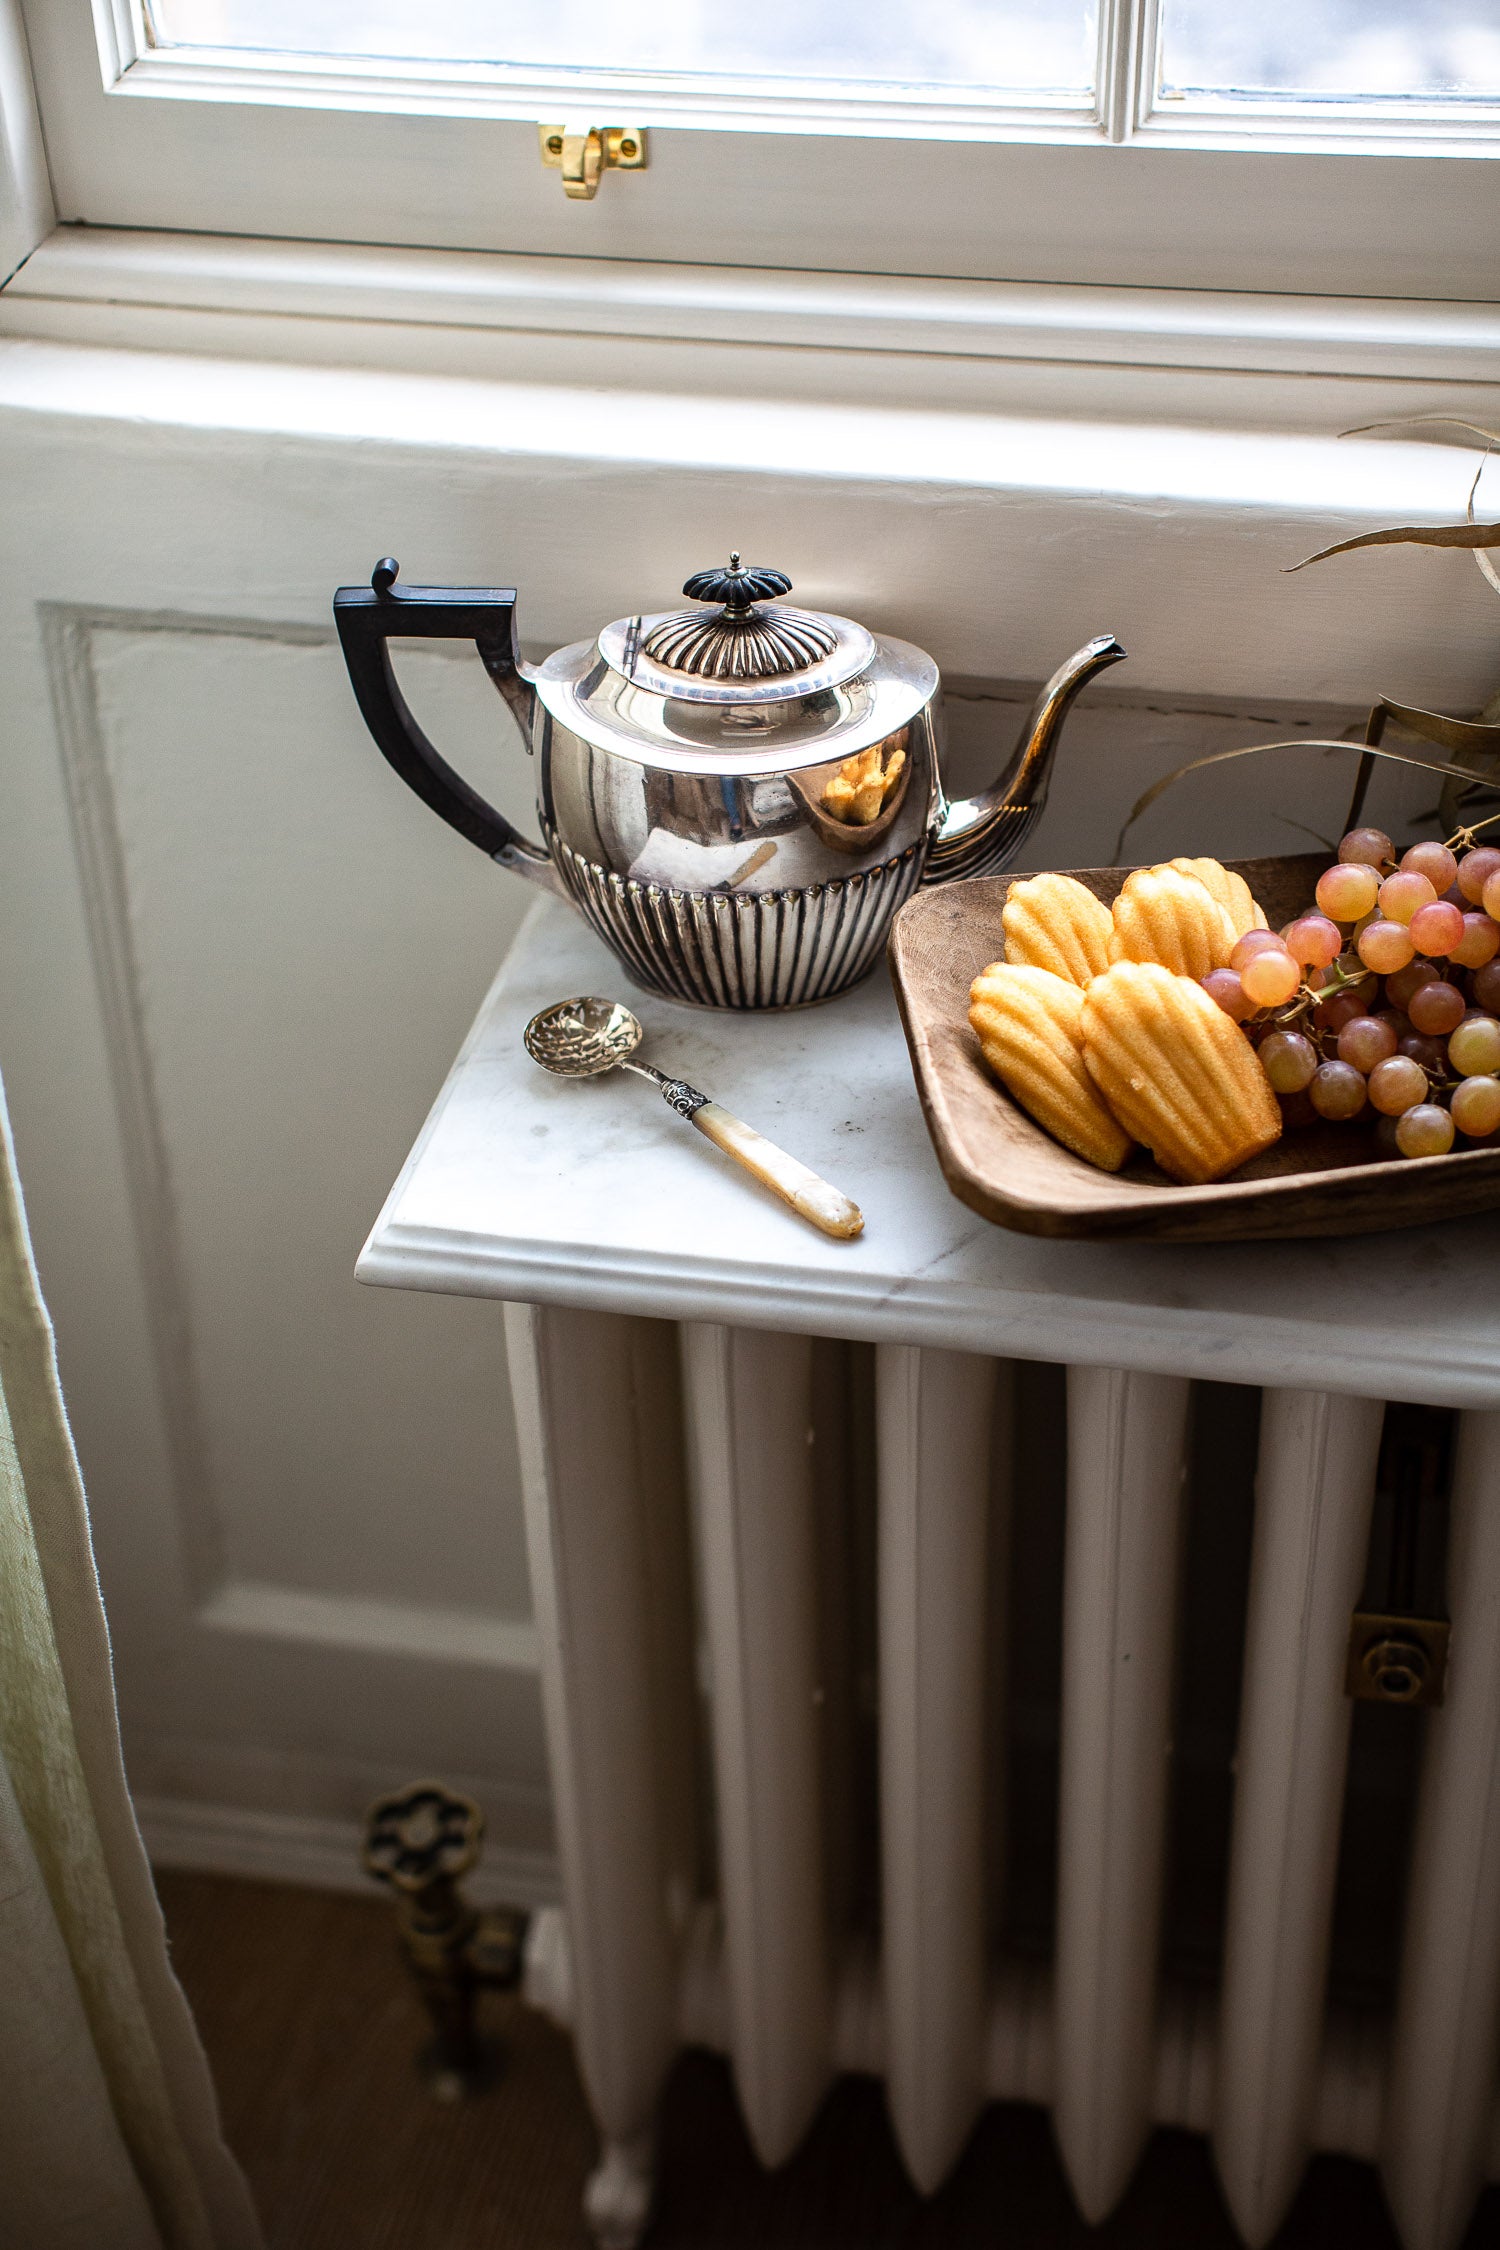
[
  {"left": 1339, "top": 826, "right": 1393, "bottom": 868},
  {"left": 1485, "top": 869, "right": 1500, "bottom": 921},
  {"left": 1457, "top": 846, "right": 1500, "bottom": 904},
  {"left": 1379, "top": 870, "right": 1437, "bottom": 925},
  {"left": 1230, "top": 928, "right": 1288, "bottom": 971},
  {"left": 1385, "top": 959, "right": 1441, "bottom": 1010},
  {"left": 1309, "top": 1060, "right": 1368, "bottom": 1121},
  {"left": 1313, "top": 991, "right": 1365, "bottom": 1034},
  {"left": 1260, "top": 1030, "right": 1319, "bottom": 1093},
  {"left": 1277, "top": 1089, "right": 1319, "bottom": 1129},
  {"left": 1409, "top": 899, "right": 1465, "bottom": 956},
  {"left": 1449, "top": 1015, "right": 1500, "bottom": 1077},
  {"left": 1356, "top": 918, "right": 1415, "bottom": 974},
  {"left": 1202, "top": 968, "right": 1253, "bottom": 1022},
  {"left": 1451, "top": 913, "right": 1500, "bottom": 970},
  {"left": 1285, "top": 912, "right": 1343, "bottom": 968},
  {"left": 1368, "top": 1055, "right": 1429, "bottom": 1115},
  {"left": 1452, "top": 1075, "right": 1500, "bottom": 1138},
  {"left": 1338, "top": 1014, "right": 1398, "bottom": 1071},
  {"left": 1407, "top": 980, "right": 1466, "bottom": 1036},
  {"left": 1396, "top": 1103, "right": 1456, "bottom": 1158},
  {"left": 1401, "top": 841, "right": 1458, "bottom": 892},
  {"left": 1240, "top": 947, "right": 1302, "bottom": 1008},
  {"left": 1315, "top": 862, "right": 1380, "bottom": 922},
  {"left": 1474, "top": 960, "right": 1500, "bottom": 1012},
  {"left": 1399, "top": 1031, "right": 1449, "bottom": 1075}
]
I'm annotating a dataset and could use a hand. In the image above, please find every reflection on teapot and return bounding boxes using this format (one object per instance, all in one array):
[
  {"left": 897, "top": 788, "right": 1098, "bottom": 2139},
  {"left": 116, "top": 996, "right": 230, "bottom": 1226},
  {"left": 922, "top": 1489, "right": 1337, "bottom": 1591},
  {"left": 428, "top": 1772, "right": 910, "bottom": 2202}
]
[{"left": 334, "top": 552, "right": 1124, "bottom": 1009}]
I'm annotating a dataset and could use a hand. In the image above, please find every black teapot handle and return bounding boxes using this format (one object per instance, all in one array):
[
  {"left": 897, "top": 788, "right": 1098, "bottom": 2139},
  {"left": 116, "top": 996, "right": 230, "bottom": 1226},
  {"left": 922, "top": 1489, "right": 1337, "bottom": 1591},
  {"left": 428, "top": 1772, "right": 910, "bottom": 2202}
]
[{"left": 333, "top": 558, "right": 555, "bottom": 883}]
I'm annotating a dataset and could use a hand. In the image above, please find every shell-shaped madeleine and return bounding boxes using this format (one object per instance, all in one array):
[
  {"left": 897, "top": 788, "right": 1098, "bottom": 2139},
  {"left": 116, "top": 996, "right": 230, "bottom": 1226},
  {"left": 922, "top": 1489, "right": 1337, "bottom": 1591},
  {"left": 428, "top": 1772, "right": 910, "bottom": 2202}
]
[
  {"left": 1002, "top": 872, "right": 1114, "bottom": 985},
  {"left": 1080, "top": 961, "right": 1281, "bottom": 1185},
  {"left": 1108, "top": 866, "right": 1238, "bottom": 981},
  {"left": 1161, "top": 856, "right": 1267, "bottom": 939},
  {"left": 970, "top": 963, "right": 1133, "bottom": 1173}
]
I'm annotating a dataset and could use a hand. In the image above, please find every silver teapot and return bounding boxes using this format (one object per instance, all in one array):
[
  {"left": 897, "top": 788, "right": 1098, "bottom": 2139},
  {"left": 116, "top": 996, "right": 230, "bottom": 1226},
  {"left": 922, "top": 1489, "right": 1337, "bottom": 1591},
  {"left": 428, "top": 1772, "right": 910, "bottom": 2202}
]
[{"left": 333, "top": 553, "right": 1123, "bottom": 1009}]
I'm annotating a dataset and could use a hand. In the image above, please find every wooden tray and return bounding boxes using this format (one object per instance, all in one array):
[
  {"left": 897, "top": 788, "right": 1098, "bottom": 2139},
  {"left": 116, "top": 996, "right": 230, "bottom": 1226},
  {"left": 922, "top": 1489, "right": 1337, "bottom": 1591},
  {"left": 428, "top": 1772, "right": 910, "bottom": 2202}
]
[{"left": 888, "top": 852, "right": 1500, "bottom": 1243}]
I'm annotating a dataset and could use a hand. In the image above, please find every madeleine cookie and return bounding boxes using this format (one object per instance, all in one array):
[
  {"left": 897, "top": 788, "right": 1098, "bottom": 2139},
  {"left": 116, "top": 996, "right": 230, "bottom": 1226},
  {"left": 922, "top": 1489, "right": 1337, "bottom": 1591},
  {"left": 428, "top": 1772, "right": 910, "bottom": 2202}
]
[
  {"left": 1160, "top": 856, "right": 1267, "bottom": 940},
  {"left": 1108, "top": 865, "right": 1238, "bottom": 981},
  {"left": 1080, "top": 961, "right": 1281, "bottom": 1184},
  {"left": 970, "top": 962, "right": 1133, "bottom": 1172},
  {"left": 1001, "top": 872, "right": 1114, "bottom": 986}
]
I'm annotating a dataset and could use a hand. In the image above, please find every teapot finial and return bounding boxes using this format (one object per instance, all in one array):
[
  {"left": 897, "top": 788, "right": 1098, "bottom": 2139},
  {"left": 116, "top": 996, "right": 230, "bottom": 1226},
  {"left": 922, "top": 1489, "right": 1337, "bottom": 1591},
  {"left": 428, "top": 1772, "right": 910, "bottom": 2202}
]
[{"left": 680, "top": 558, "right": 793, "bottom": 613}]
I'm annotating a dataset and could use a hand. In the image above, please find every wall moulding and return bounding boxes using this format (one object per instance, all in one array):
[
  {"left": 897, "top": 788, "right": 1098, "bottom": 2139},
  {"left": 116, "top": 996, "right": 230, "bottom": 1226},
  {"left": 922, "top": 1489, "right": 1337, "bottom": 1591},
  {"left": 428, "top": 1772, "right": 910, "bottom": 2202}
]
[
  {"left": 202, "top": 1577, "right": 542, "bottom": 1674},
  {"left": 38, "top": 600, "right": 263, "bottom": 1602}
]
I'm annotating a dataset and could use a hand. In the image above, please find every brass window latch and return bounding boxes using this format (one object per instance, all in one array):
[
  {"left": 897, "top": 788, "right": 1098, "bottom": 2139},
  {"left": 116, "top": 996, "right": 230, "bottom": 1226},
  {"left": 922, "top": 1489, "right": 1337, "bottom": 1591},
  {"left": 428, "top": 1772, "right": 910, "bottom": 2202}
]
[{"left": 539, "top": 123, "right": 648, "bottom": 200}]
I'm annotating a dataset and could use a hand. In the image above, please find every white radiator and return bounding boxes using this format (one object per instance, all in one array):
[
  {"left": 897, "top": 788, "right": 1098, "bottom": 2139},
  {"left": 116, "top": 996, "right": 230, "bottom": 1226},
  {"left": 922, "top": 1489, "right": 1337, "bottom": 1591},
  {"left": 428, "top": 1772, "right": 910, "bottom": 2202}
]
[{"left": 505, "top": 1303, "right": 1500, "bottom": 2250}]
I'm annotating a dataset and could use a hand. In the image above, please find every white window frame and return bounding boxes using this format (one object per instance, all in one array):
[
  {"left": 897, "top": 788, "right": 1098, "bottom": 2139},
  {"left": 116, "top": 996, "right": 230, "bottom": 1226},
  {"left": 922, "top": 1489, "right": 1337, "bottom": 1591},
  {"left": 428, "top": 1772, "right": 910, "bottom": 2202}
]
[
  {"left": 107, "top": 0, "right": 1500, "bottom": 152},
  {"left": 12, "top": 0, "right": 1500, "bottom": 304}
]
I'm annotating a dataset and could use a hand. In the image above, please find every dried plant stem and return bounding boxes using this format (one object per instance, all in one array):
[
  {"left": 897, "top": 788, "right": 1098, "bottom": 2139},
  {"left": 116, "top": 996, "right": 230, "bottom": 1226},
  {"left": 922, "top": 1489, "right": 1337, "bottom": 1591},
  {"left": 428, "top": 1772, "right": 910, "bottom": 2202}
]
[{"left": 1113, "top": 737, "right": 1500, "bottom": 864}]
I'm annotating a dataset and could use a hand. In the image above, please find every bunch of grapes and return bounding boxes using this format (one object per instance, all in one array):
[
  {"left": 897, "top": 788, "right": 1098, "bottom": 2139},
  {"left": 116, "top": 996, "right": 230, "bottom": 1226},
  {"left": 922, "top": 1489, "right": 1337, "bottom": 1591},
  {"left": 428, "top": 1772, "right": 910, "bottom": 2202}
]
[{"left": 1201, "top": 828, "right": 1500, "bottom": 1160}]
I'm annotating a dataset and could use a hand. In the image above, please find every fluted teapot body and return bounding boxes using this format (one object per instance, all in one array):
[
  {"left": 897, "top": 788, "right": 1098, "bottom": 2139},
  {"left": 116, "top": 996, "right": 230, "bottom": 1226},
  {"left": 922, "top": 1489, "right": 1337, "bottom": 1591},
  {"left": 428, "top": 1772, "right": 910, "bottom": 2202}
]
[{"left": 334, "top": 553, "right": 1123, "bottom": 1009}]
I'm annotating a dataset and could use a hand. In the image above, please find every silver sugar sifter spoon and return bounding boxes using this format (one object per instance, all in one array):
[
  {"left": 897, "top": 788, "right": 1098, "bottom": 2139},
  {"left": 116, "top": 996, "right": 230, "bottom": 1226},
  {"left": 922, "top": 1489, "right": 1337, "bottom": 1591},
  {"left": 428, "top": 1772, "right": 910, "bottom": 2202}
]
[{"left": 523, "top": 996, "right": 863, "bottom": 1240}]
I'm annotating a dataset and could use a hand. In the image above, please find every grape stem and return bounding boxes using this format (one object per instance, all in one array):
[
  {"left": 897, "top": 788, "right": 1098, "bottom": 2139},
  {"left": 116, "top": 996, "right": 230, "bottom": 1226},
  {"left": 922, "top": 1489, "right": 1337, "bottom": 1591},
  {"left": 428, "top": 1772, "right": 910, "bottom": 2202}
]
[
  {"left": 1446, "top": 811, "right": 1500, "bottom": 849},
  {"left": 1260, "top": 961, "right": 1369, "bottom": 1034}
]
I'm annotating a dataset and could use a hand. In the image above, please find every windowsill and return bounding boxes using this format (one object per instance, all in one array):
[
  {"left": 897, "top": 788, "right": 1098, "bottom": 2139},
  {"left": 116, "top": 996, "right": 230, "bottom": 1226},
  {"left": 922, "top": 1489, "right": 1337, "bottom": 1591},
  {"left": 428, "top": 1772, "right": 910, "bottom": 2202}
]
[
  {"left": 1, "top": 225, "right": 1497, "bottom": 711},
  {"left": 8, "top": 225, "right": 1500, "bottom": 390}
]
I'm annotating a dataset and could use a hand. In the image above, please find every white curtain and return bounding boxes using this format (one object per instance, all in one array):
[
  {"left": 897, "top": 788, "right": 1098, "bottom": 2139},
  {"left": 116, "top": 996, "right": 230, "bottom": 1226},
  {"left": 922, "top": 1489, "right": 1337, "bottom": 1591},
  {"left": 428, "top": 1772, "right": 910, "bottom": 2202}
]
[{"left": 0, "top": 1081, "right": 263, "bottom": 2250}]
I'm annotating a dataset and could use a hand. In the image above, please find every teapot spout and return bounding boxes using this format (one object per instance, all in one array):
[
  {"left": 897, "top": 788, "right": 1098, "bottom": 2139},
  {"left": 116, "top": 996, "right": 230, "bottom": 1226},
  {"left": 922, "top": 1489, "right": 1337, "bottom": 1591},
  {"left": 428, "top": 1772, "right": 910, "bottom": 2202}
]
[{"left": 927, "top": 633, "right": 1125, "bottom": 884}]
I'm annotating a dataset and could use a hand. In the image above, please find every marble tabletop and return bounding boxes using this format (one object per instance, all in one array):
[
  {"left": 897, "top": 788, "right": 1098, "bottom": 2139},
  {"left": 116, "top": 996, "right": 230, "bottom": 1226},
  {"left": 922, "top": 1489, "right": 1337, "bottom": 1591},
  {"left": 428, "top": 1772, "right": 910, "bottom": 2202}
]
[{"left": 359, "top": 896, "right": 1500, "bottom": 1410}]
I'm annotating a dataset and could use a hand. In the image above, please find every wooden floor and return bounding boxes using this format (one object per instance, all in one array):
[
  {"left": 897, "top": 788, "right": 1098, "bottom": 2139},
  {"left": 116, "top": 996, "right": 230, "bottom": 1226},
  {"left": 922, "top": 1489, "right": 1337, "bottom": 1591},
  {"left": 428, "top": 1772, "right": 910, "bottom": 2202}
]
[{"left": 158, "top": 1871, "right": 1499, "bottom": 2250}]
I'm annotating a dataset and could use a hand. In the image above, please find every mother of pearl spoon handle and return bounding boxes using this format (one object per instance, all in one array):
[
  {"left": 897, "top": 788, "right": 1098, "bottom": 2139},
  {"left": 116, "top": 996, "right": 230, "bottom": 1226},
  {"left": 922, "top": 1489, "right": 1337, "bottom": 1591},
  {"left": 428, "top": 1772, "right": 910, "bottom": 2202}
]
[
  {"left": 629, "top": 1061, "right": 863, "bottom": 1239},
  {"left": 523, "top": 995, "right": 864, "bottom": 1241}
]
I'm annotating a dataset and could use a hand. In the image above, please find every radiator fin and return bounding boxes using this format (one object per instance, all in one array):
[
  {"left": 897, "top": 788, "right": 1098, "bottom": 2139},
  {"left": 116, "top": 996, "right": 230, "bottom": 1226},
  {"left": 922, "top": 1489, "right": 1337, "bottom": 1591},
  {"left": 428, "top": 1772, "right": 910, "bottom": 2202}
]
[
  {"left": 1053, "top": 1367, "right": 1192, "bottom": 2220},
  {"left": 1384, "top": 1408, "right": 1500, "bottom": 2250}
]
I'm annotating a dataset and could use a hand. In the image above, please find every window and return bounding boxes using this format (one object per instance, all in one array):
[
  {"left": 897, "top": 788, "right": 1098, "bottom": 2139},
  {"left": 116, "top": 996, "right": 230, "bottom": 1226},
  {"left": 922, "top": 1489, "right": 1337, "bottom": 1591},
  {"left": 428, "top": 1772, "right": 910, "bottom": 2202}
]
[
  {"left": 145, "top": 0, "right": 1104, "bottom": 117},
  {"left": 15, "top": 0, "right": 1500, "bottom": 297}
]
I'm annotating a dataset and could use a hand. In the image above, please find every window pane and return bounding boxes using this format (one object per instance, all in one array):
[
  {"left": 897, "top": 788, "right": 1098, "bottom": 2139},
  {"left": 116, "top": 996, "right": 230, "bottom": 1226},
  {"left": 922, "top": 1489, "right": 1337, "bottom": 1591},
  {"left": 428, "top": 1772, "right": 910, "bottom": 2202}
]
[
  {"left": 146, "top": 0, "right": 1099, "bottom": 98},
  {"left": 1160, "top": 0, "right": 1500, "bottom": 101}
]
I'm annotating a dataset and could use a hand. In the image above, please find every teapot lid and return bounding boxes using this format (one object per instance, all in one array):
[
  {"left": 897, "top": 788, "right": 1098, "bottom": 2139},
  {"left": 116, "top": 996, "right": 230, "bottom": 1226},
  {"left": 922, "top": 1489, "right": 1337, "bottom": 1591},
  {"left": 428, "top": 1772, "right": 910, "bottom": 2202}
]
[{"left": 596, "top": 554, "right": 875, "bottom": 706}]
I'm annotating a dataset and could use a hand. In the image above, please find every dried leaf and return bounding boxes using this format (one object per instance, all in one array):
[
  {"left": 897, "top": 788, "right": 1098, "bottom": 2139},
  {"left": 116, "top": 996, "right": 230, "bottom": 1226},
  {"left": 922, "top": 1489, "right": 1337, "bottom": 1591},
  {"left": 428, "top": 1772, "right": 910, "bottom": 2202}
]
[
  {"left": 1340, "top": 415, "right": 1500, "bottom": 449},
  {"left": 1112, "top": 737, "right": 1500, "bottom": 863},
  {"left": 1376, "top": 697, "right": 1500, "bottom": 757},
  {"left": 1286, "top": 522, "right": 1500, "bottom": 572},
  {"left": 1466, "top": 448, "right": 1500, "bottom": 599}
]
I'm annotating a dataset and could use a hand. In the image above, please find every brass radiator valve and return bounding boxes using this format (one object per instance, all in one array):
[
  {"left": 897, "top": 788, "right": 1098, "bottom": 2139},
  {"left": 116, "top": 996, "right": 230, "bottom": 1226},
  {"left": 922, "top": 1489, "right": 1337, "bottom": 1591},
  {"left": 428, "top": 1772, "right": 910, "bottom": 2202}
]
[{"left": 362, "top": 1781, "right": 529, "bottom": 2100}]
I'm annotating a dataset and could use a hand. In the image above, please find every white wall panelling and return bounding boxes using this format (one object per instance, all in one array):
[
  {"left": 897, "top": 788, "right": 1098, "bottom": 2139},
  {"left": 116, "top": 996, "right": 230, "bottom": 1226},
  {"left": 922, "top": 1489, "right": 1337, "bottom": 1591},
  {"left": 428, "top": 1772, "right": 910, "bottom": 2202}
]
[
  {"left": 2, "top": 563, "right": 554, "bottom": 1865},
  {"left": 1, "top": 329, "right": 1499, "bottom": 714}
]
